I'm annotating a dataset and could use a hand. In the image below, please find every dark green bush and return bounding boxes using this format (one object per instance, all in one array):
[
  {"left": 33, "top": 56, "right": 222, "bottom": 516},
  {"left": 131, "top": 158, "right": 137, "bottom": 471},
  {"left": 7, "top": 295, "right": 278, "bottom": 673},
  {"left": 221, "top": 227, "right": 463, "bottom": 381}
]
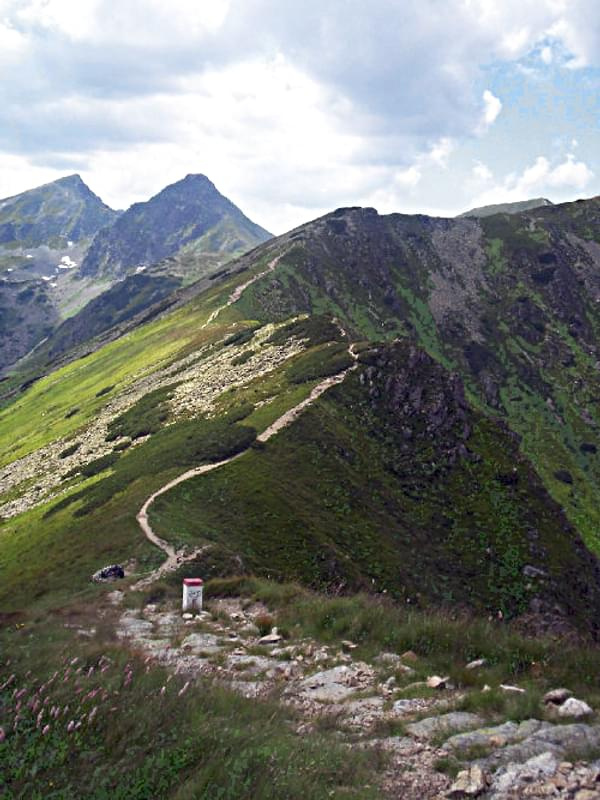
[
  {"left": 231, "top": 349, "right": 255, "bottom": 366},
  {"left": 59, "top": 442, "right": 80, "bottom": 459},
  {"left": 95, "top": 384, "right": 115, "bottom": 397},
  {"left": 106, "top": 386, "right": 173, "bottom": 441},
  {"left": 286, "top": 343, "right": 353, "bottom": 384}
]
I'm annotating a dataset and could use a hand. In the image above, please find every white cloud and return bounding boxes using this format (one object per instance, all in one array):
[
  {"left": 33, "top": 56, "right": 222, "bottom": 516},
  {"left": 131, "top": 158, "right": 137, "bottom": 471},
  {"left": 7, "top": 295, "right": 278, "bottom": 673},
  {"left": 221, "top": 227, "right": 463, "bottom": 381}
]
[
  {"left": 546, "top": 153, "right": 593, "bottom": 189},
  {"left": 473, "top": 162, "right": 493, "bottom": 181},
  {"left": 467, "top": 153, "right": 594, "bottom": 210},
  {"left": 426, "top": 138, "right": 455, "bottom": 168},
  {"left": 0, "top": 0, "right": 599, "bottom": 231},
  {"left": 478, "top": 89, "right": 502, "bottom": 133}
]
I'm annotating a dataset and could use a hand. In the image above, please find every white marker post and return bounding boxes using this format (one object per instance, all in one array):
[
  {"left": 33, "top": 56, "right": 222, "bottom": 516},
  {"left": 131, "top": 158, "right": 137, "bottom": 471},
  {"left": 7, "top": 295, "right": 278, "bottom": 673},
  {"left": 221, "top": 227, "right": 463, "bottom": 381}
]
[{"left": 182, "top": 578, "right": 203, "bottom": 612}]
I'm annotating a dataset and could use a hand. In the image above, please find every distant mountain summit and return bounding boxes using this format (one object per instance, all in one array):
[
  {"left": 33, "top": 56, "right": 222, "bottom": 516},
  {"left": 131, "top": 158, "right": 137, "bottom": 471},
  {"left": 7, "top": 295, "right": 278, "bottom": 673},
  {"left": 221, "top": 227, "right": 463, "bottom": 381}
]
[
  {"left": 0, "top": 173, "right": 118, "bottom": 247},
  {"left": 458, "top": 197, "right": 553, "bottom": 218},
  {"left": 81, "top": 174, "right": 272, "bottom": 278}
]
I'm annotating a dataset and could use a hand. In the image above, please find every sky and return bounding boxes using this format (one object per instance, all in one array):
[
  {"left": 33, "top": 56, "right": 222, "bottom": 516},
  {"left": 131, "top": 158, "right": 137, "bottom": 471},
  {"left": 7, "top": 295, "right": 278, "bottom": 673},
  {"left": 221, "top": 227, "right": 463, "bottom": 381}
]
[{"left": 0, "top": 0, "right": 599, "bottom": 234}]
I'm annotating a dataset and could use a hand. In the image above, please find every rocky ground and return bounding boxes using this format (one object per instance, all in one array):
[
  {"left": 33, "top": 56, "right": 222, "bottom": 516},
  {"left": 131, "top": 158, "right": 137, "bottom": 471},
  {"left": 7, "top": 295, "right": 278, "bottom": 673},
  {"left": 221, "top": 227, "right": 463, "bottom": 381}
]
[
  {"left": 113, "top": 593, "right": 600, "bottom": 799},
  {"left": 0, "top": 319, "right": 304, "bottom": 519}
]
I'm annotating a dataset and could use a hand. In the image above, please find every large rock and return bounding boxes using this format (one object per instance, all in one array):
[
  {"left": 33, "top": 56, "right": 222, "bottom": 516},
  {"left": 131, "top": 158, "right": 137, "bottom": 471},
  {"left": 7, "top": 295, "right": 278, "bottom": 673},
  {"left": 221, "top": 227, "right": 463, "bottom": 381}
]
[
  {"left": 558, "top": 697, "right": 594, "bottom": 719},
  {"left": 296, "top": 663, "right": 374, "bottom": 703},
  {"left": 444, "top": 720, "right": 549, "bottom": 756},
  {"left": 488, "top": 751, "right": 558, "bottom": 799},
  {"left": 407, "top": 712, "right": 484, "bottom": 741},
  {"left": 92, "top": 564, "right": 125, "bottom": 582},
  {"left": 447, "top": 764, "right": 489, "bottom": 797},
  {"left": 478, "top": 723, "right": 600, "bottom": 772},
  {"left": 180, "top": 633, "right": 222, "bottom": 655}
]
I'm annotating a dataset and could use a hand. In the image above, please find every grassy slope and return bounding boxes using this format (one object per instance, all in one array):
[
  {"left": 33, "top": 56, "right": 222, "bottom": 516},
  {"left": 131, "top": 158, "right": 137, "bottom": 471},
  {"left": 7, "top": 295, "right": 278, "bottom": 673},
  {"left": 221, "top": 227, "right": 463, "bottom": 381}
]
[
  {"left": 0, "top": 611, "right": 378, "bottom": 800},
  {"left": 149, "top": 342, "right": 600, "bottom": 633},
  {"left": 230, "top": 203, "right": 600, "bottom": 555}
]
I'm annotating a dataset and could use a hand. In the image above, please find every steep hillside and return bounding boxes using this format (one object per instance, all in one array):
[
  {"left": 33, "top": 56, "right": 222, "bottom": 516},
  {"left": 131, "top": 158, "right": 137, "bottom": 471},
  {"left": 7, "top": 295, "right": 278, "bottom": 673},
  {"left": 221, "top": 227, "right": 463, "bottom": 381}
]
[
  {"left": 230, "top": 198, "right": 600, "bottom": 552},
  {"left": 1, "top": 218, "right": 600, "bottom": 640},
  {"left": 4, "top": 204, "right": 600, "bottom": 798},
  {"left": 81, "top": 174, "right": 271, "bottom": 280}
]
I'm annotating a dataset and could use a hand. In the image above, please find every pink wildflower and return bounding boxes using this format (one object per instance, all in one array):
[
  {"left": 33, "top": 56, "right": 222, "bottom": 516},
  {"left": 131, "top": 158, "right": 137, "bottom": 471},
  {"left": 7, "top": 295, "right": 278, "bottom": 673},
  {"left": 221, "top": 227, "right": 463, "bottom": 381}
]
[
  {"left": 160, "top": 686, "right": 166, "bottom": 696},
  {"left": 42, "top": 724, "right": 50, "bottom": 736},
  {"left": 67, "top": 720, "right": 75, "bottom": 733},
  {"left": 178, "top": 681, "right": 190, "bottom": 697},
  {"left": 0, "top": 726, "right": 5, "bottom": 742}
]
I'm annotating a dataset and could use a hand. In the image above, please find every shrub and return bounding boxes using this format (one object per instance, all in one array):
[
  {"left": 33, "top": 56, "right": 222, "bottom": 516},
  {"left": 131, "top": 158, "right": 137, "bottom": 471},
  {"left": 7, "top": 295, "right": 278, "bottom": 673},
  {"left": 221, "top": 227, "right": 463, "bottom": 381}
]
[
  {"left": 59, "top": 442, "right": 80, "bottom": 459},
  {"left": 106, "top": 386, "right": 172, "bottom": 441},
  {"left": 286, "top": 343, "right": 353, "bottom": 384},
  {"left": 255, "top": 613, "right": 275, "bottom": 636},
  {"left": 231, "top": 349, "right": 255, "bottom": 366},
  {"left": 95, "top": 384, "right": 115, "bottom": 398}
]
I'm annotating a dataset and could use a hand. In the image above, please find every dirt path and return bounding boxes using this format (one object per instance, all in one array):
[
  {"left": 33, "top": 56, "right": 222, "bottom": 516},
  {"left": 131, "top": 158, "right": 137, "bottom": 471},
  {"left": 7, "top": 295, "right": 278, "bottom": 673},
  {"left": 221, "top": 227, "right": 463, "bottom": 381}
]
[
  {"left": 133, "top": 336, "right": 358, "bottom": 588},
  {"left": 202, "top": 254, "right": 281, "bottom": 329}
]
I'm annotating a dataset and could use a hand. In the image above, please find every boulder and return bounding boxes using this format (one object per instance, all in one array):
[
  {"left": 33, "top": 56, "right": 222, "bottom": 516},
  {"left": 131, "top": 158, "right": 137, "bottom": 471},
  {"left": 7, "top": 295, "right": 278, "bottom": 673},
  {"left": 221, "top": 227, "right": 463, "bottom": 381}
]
[
  {"left": 92, "top": 564, "right": 125, "bottom": 582},
  {"left": 489, "top": 751, "right": 558, "bottom": 798},
  {"left": 557, "top": 698, "right": 593, "bottom": 719},
  {"left": 447, "top": 765, "right": 489, "bottom": 797},
  {"left": 406, "top": 712, "right": 484, "bottom": 741},
  {"left": 543, "top": 688, "right": 572, "bottom": 706},
  {"left": 427, "top": 675, "right": 450, "bottom": 689}
]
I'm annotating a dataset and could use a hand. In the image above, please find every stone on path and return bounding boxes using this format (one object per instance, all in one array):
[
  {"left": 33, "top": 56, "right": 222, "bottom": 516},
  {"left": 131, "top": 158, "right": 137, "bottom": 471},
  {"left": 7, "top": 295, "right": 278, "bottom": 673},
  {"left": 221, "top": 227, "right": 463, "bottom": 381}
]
[
  {"left": 392, "top": 697, "right": 431, "bottom": 716},
  {"left": 477, "top": 722, "right": 600, "bottom": 772},
  {"left": 296, "top": 663, "right": 375, "bottom": 703},
  {"left": 443, "top": 719, "right": 550, "bottom": 756},
  {"left": 180, "top": 633, "right": 222, "bottom": 655}
]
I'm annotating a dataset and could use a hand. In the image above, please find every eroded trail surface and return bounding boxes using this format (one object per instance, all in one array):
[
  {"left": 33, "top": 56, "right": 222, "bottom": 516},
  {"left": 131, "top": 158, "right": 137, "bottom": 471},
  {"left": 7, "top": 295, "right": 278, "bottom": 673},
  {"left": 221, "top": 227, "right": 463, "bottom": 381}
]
[
  {"left": 115, "top": 593, "right": 600, "bottom": 800},
  {"left": 202, "top": 254, "right": 280, "bottom": 328}
]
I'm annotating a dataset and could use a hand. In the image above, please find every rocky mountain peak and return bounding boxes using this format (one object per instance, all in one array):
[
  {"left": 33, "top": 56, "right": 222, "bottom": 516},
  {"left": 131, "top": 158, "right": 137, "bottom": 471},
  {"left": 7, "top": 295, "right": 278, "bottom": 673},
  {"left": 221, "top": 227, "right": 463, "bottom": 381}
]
[{"left": 80, "top": 173, "right": 271, "bottom": 278}]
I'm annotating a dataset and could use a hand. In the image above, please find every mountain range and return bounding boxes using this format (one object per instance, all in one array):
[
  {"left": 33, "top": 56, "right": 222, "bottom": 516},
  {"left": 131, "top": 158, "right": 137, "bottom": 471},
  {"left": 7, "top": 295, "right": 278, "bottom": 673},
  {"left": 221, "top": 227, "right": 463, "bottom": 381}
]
[
  {"left": 1, "top": 180, "right": 600, "bottom": 637},
  {"left": 0, "top": 174, "right": 271, "bottom": 371},
  {"left": 4, "top": 173, "right": 600, "bottom": 798}
]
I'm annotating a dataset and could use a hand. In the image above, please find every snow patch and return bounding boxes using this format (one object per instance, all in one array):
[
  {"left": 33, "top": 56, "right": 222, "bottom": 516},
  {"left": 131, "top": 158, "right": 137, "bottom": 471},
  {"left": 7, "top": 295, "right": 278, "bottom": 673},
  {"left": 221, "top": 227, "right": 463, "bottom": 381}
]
[{"left": 59, "top": 255, "right": 77, "bottom": 269}]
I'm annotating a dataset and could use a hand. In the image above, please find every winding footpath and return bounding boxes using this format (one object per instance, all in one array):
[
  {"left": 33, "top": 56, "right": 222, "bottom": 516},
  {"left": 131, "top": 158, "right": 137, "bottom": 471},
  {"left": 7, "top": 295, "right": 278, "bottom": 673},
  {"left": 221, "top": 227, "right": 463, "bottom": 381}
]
[{"left": 133, "top": 308, "right": 358, "bottom": 589}]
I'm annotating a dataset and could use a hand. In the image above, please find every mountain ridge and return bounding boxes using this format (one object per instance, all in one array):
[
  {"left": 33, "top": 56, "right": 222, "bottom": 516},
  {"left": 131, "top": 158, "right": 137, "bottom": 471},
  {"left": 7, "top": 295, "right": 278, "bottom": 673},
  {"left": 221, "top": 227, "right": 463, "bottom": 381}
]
[{"left": 80, "top": 173, "right": 272, "bottom": 279}]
